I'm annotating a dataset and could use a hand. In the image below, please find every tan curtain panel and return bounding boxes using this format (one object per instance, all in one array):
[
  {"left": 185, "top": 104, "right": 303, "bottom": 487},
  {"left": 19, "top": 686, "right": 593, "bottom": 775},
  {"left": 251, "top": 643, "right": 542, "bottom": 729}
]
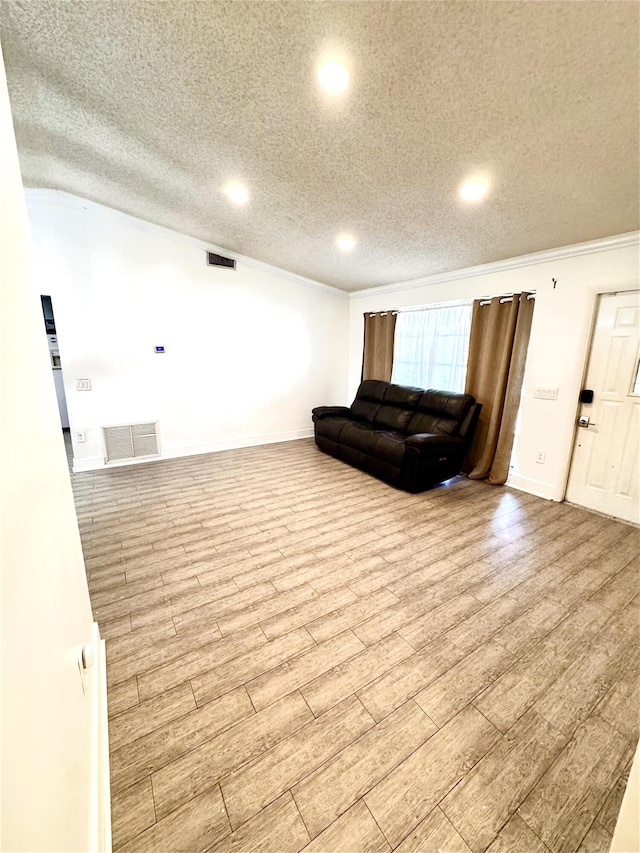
[
  {"left": 362, "top": 311, "right": 397, "bottom": 382},
  {"left": 464, "top": 294, "right": 535, "bottom": 484}
]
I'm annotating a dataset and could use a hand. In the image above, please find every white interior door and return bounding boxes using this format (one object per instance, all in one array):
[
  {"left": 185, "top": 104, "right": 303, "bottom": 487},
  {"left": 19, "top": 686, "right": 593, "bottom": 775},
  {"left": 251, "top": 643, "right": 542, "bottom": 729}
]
[{"left": 566, "top": 291, "right": 640, "bottom": 524}]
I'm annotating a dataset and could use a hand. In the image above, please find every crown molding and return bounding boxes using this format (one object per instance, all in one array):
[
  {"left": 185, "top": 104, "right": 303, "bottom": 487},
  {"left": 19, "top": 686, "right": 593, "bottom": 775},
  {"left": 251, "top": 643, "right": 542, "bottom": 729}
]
[
  {"left": 23, "top": 189, "right": 349, "bottom": 299},
  {"left": 350, "top": 231, "right": 640, "bottom": 299},
  {"left": 25, "top": 190, "right": 637, "bottom": 301}
]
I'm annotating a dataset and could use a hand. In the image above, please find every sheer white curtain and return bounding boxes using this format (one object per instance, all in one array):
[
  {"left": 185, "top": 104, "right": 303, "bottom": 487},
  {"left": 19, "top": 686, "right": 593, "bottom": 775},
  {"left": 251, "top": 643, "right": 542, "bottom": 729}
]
[{"left": 391, "top": 302, "right": 472, "bottom": 392}]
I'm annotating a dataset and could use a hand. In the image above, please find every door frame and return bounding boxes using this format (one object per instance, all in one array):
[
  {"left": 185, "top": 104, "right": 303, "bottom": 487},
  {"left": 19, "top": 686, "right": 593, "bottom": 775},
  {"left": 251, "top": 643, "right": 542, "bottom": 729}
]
[{"left": 560, "top": 283, "right": 640, "bottom": 508}]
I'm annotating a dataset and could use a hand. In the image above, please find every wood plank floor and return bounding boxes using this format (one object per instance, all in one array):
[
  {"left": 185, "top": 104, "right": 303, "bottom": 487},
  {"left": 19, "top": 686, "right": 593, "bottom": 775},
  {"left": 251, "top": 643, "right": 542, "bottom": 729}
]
[{"left": 70, "top": 438, "right": 640, "bottom": 853}]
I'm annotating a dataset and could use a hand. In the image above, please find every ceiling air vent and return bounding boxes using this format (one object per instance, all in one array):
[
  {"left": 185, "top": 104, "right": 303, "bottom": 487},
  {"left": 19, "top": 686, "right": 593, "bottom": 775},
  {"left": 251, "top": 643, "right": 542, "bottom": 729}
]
[
  {"left": 207, "top": 251, "right": 236, "bottom": 269},
  {"left": 103, "top": 422, "right": 159, "bottom": 463}
]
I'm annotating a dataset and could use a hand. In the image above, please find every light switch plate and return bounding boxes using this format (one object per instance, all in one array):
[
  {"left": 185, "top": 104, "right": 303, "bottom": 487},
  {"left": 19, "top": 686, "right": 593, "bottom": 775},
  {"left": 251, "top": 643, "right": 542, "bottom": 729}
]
[
  {"left": 534, "top": 386, "right": 558, "bottom": 400},
  {"left": 76, "top": 378, "right": 91, "bottom": 391}
]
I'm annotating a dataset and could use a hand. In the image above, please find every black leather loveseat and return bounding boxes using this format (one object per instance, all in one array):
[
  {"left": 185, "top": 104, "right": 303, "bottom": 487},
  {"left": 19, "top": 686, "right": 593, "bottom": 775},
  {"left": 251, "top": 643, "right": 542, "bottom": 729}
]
[{"left": 312, "top": 380, "right": 481, "bottom": 492}]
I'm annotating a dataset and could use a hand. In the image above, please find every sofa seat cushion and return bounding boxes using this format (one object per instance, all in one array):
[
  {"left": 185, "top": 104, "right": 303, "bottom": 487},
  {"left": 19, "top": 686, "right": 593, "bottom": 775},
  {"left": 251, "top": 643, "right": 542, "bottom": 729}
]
[
  {"left": 339, "top": 421, "right": 378, "bottom": 452},
  {"left": 339, "top": 422, "right": 407, "bottom": 466},
  {"left": 314, "top": 415, "right": 353, "bottom": 443},
  {"left": 370, "top": 430, "right": 408, "bottom": 466}
]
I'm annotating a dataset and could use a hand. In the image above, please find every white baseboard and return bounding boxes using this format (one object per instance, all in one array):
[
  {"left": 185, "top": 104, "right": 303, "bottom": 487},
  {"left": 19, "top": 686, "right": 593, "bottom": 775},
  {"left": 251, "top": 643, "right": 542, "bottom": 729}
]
[
  {"left": 72, "top": 429, "right": 314, "bottom": 472},
  {"left": 73, "top": 456, "right": 106, "bottom": 473},
  {"left": 90, "top": 622, "right": 111, "bottom": 853},
  {"left": 162, "top": 428, "right": 314, "bottom": 460},
  {"left": 507, "top": 473, "right": 558, "bottom": 501}
]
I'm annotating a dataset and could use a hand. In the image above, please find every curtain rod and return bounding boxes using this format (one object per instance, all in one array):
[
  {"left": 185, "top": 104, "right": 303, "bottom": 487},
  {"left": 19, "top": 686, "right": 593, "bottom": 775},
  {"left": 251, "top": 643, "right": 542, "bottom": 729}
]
[
  {"left": 396, "top": 298, "right": 473, "bottom": 314},
  {"left": 366, "top": 292, "right": 535, "bottom": 317},
  {"left": 478, "top": 292, "right": 536, "bottom": 307},
  {"left": 366, "top": 298, "right": 473, "bottom": 317}
]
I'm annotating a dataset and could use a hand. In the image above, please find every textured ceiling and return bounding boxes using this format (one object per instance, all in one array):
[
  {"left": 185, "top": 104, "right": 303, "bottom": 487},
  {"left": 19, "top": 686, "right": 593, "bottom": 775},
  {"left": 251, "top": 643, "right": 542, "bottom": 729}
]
[{"left": 2, "top": 1, "right": 639, "bottom": 292}]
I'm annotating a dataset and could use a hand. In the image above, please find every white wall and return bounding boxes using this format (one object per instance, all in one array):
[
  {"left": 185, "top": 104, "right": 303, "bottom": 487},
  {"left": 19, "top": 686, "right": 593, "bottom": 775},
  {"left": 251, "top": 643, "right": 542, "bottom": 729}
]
[
  {"left": 0, "top": 55, "right": 98, "bottom": 851},
  {"left": 25, "top": 192, "right": 350, "bottom": 471},
  {"left": 24, "top": 189, "right": 639, "bottom": 499},
  {"left": 348, "top": 237, "right": 639, "bottom": 500}
]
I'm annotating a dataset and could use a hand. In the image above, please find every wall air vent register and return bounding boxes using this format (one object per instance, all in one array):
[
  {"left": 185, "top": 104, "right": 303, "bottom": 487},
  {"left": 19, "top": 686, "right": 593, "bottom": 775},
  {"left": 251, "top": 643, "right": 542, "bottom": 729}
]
[
  {"left": 103, "top": 423, "right": 159, "bottom": 463},
  {"left": 207, "top": 251, "right": 236, "bottom": 269}
]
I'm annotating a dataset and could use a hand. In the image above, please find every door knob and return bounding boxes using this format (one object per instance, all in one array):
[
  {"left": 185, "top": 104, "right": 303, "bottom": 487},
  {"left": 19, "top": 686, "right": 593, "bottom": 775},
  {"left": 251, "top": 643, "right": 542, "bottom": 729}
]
[{"left": 578, "top": 416, "right": 597, "bottom": 428}]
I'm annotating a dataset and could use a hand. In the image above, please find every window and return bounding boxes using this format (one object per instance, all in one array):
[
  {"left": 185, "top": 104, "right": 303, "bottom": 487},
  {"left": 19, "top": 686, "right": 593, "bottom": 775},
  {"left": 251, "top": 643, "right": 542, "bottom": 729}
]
[{"left": 391, "top": 302, "right": 472, "bottom": 392}]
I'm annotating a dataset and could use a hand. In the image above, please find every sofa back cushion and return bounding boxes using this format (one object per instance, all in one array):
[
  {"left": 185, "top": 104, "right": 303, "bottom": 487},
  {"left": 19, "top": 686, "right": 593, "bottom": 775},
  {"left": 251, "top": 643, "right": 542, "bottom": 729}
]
[
  {"left": 407, "top": 390, "right": 475, "bottom": 436},
  {"left": 350, "top": 379, "right": 387, "bottom": 422},
  {"left": 372, "top": 383, "right": 423, "bottom": 431},
  {"left": 351, "top": 380, "right": 424, "bottom": 429},
  {"left": 384, "top": 384, "right": 424, "bottom": 407},
  {"left": 373, "top": 406, "right": 413, "bottom": 431},
  {"left": 350, "top": 381, "right": 474, "bottom": 436}
]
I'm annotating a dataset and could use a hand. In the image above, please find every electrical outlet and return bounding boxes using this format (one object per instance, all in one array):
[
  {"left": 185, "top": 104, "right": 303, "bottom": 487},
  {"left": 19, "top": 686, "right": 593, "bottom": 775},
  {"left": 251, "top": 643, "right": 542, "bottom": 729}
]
[
  {"left": 535, "top": 450, "right": 546, "bottom": 464},
  {"left": 76, "top": 378, "right": 91, "bottom": 391},
  {"left": 534, "top": 386, "right": 558, "bottom": 400},
  {"left": 76, "top": 430, "right": 86, "bottom": 443}
]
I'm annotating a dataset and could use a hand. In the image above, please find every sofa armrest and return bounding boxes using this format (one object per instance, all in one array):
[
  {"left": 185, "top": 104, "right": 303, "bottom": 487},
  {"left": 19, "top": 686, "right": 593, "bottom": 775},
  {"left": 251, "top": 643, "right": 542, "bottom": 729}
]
[
  {"left": 312, "top": 406, "right": 352, "bottom": 419},
  {"left": 459, "top": 403, "right": 482, "bottom": 442},
  {"left": 405, "top": 433, "right": 465, "bottom": 452}
]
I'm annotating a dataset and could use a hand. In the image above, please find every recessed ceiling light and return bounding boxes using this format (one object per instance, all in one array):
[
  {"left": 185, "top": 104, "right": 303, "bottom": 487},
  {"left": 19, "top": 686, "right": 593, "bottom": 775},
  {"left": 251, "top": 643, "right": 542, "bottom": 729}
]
[
  {"left": 224, "top": 184, "right": 249, "bottom": 205},
  {"left": 336, "top": 234, "right": 356, "bottom": 252},
  {"left": 318, "top": 61, "right": 350, "bottom": 93},
  {"left": 459, "top": 179, "right": 489, "bottom": 203}
]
